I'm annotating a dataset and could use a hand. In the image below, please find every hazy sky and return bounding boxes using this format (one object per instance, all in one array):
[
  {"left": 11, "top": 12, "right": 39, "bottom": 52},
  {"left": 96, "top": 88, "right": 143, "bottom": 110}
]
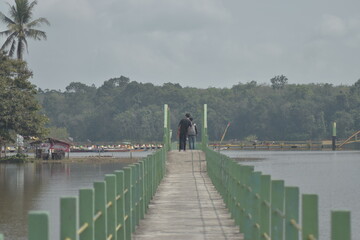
[{"left": 1, "top": 0, "right": 360, "bottom": 90}]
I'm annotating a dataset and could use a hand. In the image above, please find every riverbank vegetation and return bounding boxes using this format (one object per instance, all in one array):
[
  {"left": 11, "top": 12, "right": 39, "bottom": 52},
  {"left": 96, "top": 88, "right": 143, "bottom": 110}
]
[
  {"left": 0, "top": 52, "right": 48, "bottom": 155},
  {"left": 38, "top": 76, "right": 360, "bottom": 142}
]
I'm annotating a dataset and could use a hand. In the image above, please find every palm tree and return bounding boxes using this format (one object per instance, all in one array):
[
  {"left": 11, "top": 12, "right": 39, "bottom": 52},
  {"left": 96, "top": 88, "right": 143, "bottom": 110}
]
[{"left": 0, "top": 0, "right": 49, "bottom": 60}]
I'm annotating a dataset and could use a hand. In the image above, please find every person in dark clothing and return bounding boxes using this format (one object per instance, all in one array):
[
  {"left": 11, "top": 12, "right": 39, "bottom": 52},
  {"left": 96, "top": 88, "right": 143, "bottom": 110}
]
[{"left": 178, "top": 113, "right": 192, "bottom": 151}]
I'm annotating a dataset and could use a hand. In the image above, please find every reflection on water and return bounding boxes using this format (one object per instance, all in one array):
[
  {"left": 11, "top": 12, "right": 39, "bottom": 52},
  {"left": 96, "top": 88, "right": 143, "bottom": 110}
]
[
  {"left": 223, "top": 150, "right": 360, "bottom": 240},
  {"left": 0, "top": 162, "right": 127, "bottom": 240}
]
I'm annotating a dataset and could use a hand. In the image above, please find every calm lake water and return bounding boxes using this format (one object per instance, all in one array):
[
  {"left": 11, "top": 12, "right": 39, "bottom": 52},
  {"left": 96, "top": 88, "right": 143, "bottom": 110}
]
[
  {"left": 0, "top": 150, "right": 152, "bottom": 240},
  {"left": 223, "top": 150, "right": 360, "bottom": 240},
  {"left": 1, "top": 150, "right": 359, "bottom": 239}
]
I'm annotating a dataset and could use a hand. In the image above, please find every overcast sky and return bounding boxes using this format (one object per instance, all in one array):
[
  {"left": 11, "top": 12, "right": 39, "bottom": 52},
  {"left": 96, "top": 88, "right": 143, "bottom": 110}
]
[{"left": 1, "top": 0, "right": 360, "bottom": 90}]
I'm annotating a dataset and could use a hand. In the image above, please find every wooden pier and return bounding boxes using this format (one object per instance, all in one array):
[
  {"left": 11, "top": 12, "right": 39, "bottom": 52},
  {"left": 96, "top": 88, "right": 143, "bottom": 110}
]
[{"left": 133, "top": 150, "right": 243, "bottom": 240}]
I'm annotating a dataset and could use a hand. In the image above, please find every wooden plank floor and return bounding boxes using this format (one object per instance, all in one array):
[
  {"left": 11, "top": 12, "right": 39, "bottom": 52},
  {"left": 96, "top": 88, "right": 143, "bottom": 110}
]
[{"left": 133, "top": 150, "right": 243, "bottom": 240}]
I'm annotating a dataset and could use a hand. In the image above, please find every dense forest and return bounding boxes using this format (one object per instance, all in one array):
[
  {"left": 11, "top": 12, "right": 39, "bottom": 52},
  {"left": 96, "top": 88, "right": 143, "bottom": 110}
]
[{"left": 38, "top": 76, "right": 360, "bottom": 143}]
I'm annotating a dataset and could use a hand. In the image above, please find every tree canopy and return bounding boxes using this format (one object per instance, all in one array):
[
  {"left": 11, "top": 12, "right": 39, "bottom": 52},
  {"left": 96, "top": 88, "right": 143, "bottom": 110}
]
[
  {"left": 38, "top": 77, "right": 360, "bottom": 143},
  {"left": 0, "top": 51, "right": 47, "bottom": 143}
]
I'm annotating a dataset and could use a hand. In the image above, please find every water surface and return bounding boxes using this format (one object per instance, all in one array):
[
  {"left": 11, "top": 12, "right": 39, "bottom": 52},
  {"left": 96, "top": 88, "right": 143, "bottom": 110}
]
[
  {"left": 223, "top": 150, "right": 360, "bottom": 240},
  {"left": 0, "top": 161, "right": 128, "bottom": 240}
]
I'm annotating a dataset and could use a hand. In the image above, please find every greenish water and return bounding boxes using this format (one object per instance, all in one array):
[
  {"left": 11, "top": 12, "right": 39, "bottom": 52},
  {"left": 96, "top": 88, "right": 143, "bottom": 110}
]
[
  {"left": 0, "top": 162, "right": 126, "bottom": 240},
  {"left": 224, "top": 150, "right": 360, "bottom": 240}
]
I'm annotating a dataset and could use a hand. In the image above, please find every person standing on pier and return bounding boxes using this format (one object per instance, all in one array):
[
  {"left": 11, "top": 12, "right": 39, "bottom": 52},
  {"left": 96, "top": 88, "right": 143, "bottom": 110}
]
[
  {"left": 188, "top": 117, "right": 198, "bottom": 150},
  {"left": 178, "top": 113, "right": 192, "bottom": 151}
]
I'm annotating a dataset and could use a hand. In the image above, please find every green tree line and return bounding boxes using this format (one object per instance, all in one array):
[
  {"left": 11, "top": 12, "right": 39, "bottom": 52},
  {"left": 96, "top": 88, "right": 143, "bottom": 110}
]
[{"left": 38, "top": 77, "right": 360, "bottom": 143}]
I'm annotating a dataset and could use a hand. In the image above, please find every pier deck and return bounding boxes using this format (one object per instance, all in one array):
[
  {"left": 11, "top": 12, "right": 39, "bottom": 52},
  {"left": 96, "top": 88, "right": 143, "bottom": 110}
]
[{"left": 133, "top": 150, "right": 243, "bottom": 240}]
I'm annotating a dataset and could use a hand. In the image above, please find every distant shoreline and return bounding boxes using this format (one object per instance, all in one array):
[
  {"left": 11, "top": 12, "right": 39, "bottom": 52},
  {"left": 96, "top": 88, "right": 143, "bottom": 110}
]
[{"left": 0, "top": 156, "right": 140, "bottom": 164}]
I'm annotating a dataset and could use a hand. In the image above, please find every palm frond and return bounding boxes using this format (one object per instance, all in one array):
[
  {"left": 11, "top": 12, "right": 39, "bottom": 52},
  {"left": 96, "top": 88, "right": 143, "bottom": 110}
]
[
  {"left": 0, "top": 11, "right": 15, "bottom": 25},
  {"left": 9, "top": 39, "right": 16, "bottom": 57},
  {"left": 26, "top": 29, "right": 47, "bottom": 40},
  {"left": 0, "top": 32, "right": 17, "bottom": 50},
  {"left": 0, "top": 30, "right": 13, "bottom": 37},
  {"left": 27, "top": 17, "right": 50, "bottom": 28}
]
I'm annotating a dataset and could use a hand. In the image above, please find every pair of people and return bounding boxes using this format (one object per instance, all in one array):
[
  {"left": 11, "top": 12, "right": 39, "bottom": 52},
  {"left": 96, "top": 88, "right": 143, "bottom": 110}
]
[{"left": 178, "top": 113, "right": 198, "bottom": 151}]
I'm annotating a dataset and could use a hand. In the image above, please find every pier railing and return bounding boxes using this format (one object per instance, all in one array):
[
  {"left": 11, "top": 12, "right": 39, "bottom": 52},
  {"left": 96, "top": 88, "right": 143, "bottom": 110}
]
[
  {"left": 204, "top": 147, "right": 351, "bottom": 240},
  {"left": 26, "top": 147, "right": 166, "bottom": 240}
]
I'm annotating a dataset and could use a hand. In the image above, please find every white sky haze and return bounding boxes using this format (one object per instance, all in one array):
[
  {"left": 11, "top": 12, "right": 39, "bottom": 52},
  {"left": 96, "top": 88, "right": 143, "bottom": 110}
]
[{"left": 1, "top": 0, "right": 360, "bottom": 90}]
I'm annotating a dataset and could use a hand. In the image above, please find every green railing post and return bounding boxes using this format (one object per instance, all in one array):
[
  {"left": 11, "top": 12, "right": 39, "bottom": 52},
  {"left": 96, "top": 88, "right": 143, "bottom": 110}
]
[
  {"left": 250, "top": 171, "right": 261, "bottom": 240},
  {"left": 271, "top": 180, "right": 285, "bottom": 240},
  {"left": 60, "top": 197, "right": 78, "bottom": 240},
  {"left": 243, "top": 165, "right": 254, "bottom": 240},
  {"left": 302, "top": 194, "right": 318, "bottom": 240},
  {"left": 129, "top": 164, "right": 137, "bottom": 232},
  {"left": 105, "top": 174, "right": 117, "bottom": 240},
  {"left": 123, "top": 167, "right": 132, "bottom": 239},
  {"left": 114, "top": 170, "right": 126, "bottom": 240},
  {"left": 260, "top": 175, "right": 271, "bottom": 239},
  {"left": 79, "top": 189, "right": 94, "bottom": 240},
  {"left": 285, "top": 186, "right": 299, "bottom": 240},
  {"left": 135, "top": 163, "right": 141, "bottom": 224},
  {"left": 0, "top": 234, "right": 3, "bottom": 240},
  {"left": 28, "top": 211, "right": 49, "bottom": 240},
  {"left": 94, "top": 181, "right": 107, "bottom": 240},
  {"left": 331, "top": 211, "right": 350, "bottom": 240},
  {"left": 139, "top": 161, "right": 145, "bottom": 220}
]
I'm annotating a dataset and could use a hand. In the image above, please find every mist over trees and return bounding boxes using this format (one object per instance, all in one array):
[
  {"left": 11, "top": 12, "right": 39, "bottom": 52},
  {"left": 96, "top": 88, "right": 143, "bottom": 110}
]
[{"left": 37, "top": 76, "right": 360, "bottom": 143}]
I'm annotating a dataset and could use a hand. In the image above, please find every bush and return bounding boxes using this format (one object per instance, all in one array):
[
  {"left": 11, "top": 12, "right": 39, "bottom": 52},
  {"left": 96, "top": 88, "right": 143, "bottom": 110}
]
[{"left": 0, "top": 153, "right": 29, "bottom": 163}]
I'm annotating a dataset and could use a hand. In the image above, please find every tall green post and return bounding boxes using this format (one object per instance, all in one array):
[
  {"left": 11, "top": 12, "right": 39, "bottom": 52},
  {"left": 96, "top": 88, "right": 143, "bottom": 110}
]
[
  {"left": 114, "top": 170, "right": 126, "bottom": 240},
  {"left": 260, "top": 175, "right": 271, "bottom": 238},
  {"left": 202, "top": 104, "right": 208, "bottom": 149},
  {"left": 163, "top": 104, "right": 170, "bottom": 151},
  {"left": 331, "top": 211, "right": 350, "bottom": 240},
  {"left": 302, "top": 194, "right": 318, "bottom": 240},
  {"left": 79, "top": 189, "right": 94, "bottom": 240},
  {"left": 60, "top": 197, "right": 78, "bottom": 240},
  {"left": 332, "top": 122, "right": 336, "bottom": 151},
  {"left": 94, "top": 182, "right": 107, "bottom": 240},
  {"left": 123, "top": 167, "right": 132, "bottom": 239},
  {"left": 28, "top": 211, "right": 49, "bottom": 240},
  {"left": 271, "top": 180, "right": 285, "bottom": 240},
  {"left": 105, "top": 174, "right": 117, "bottom": 240},
  {"left": 285, "top": 187, "right": 299, "bottom": 240}
]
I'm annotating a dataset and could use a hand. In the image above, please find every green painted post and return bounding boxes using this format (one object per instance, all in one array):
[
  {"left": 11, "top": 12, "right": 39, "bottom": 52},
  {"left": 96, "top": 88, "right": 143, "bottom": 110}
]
[
  {"left": 151, "top": 155, "right": 156, "bottom": 197},
  {"left": 234, "top": 164, "right": 242, "bottom": 227},
  {"left": 250, "top": 171, "right": 262, "bottom": 240},
  {"left": 79, "top": 189, "right": 94, "bottom": 240},
  {"left": 139, "top": 161, "right": 145, "bottom": 220},
  {"left": 28, "top": 211, "right": 49, "bottom": 240},
  {"left": 60, "top": 197, "right": 78, "bottom": 240},
  {"left": 94, "top": 181, "right": 107, "bottom": 240},
  {"left": 285, "top": 187, "right": 299, "bottom": 240},
  {"left": 302, "top": 194, "right": 318, "bottom": 240},
  {"left": 243, "top": 165, "right": 254, "bottom": 240},
  {"left": 260, "top": 175, "right": 271, "bottom": 239},
  {"left": 271, "top": 180, "right": 285, "bottom": 240},
  {"left": 114, "top": 170, "right": 126, "bottom": 240},
  {"left": 105, "top": 174, "right": 117, "bottom": 240},
  {"left": 332, "top": 122, "right": 337, "bottom": 151},
  {"left": 123, "top": 167, "right": 132, "bottom": 239},
  {"left": 135, "top": 163, "right": 141, "bottom": 225},
  {"left": 0, "top": 234, "right": 3, "bottom": 240},
  {"left": 143, "top": 159, "right": 149, "bottom": 211},
  {"left": 238, "top": 164, "right": 245, "bottom": 231},
  {"left": 129, "top": 164, "right": 137, "bottom": 232},
  {"left": 331, "top": 211, "right": 350, "bottom": 240}
]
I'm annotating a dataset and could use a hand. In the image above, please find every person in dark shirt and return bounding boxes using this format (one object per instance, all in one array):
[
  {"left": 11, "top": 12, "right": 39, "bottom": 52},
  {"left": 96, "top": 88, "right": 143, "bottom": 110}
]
[{"left": 178, "top": 113, "right": 192, "bottom": 151}]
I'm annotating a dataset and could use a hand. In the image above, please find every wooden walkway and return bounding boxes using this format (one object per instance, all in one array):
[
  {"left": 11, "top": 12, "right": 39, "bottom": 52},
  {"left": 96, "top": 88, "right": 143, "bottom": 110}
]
[{"left": 133, "top": 150, "right": 243, "bottom": 240}]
